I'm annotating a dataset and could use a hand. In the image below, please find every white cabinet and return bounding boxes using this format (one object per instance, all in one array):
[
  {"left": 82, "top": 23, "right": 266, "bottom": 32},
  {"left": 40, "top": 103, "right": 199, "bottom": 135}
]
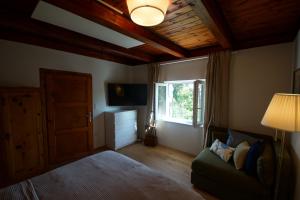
[{"left": 105, "top": 110, "right": 137, "bottom": 150}]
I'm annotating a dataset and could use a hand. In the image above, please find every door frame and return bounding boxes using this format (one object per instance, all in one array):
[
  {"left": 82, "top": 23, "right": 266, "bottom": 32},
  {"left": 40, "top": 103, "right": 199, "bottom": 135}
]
[{"left": 40, "top": 68, "right": 93, "bottom": 167}]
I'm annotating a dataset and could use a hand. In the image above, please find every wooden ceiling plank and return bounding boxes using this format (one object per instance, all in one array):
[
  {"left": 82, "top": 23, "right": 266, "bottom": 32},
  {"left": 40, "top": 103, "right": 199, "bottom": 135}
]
[
  {"left": 155, "top": 20, "right": 202, "bottom": 35},
  {"left": 165, "top": 25, "right": 210, "bottom": 37},
  {"left": 154, "top": 16, "right": 200, "bottom": 33},
  {"left": 0, "top": 16, "right": 154, "bottom": 63},
  {"left": 190, "top": 0, "right": 233, "bottom": 49},
  {"left": 154, "top": 13, "right": 198, "bottom": 30},
  {"left": 167, "top": 0, "right": 193, "bottom": 14},
  {"left": 44, "top": 0, "right": 189, "bottom": 58},
  {"left": 164, "top": 4, "right": 193, "bottom": 21}
]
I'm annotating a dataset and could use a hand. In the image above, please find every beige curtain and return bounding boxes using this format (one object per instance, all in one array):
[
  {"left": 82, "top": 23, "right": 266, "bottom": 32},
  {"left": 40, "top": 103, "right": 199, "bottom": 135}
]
[
  {"left": 145, "top": 63, "right": 160, "bottom": 128},
  {"left": 203, "top": 50, "right": 231, "bottom": 147}
]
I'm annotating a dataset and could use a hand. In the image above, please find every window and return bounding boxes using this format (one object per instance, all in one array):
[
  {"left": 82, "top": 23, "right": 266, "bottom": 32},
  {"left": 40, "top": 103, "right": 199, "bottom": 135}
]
[{"left": 156, "top": 80, "right": 205, "bottom": 126}]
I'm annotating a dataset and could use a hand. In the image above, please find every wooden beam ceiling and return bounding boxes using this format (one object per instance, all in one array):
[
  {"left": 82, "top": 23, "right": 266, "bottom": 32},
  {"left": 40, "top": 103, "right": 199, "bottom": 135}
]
[
  {"left": 0, "top": 16, "right": 153, "bottom": 65},
  {"left": 0, "top": 0, "right": 298, "bottom": 65},
  {"left": 190, "top": 0, "right": 233, "bottom": 49},
  {"left": 44, "top": 0, "right": 189, "bottom": 58},
  {"left": 0, "top": 29, "right": 142, "bottom": 65}
]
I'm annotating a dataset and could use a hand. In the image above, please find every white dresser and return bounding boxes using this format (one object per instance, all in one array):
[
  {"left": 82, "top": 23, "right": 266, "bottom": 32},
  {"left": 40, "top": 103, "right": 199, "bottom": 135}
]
[{"left": 105, "top": 110, "right": 137, "bottom": 150}]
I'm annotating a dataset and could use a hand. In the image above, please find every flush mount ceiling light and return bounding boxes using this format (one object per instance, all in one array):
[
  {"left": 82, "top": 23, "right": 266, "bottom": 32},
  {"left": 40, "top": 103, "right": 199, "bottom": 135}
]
[{"left": 127, "top": 0, "right": 171, "bottom": 27}]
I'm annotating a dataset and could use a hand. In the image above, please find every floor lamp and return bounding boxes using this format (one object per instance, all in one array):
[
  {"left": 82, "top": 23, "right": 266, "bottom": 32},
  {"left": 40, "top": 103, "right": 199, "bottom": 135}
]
[{"left": 261, "top": 93, "right": 300, "bottom": 200}]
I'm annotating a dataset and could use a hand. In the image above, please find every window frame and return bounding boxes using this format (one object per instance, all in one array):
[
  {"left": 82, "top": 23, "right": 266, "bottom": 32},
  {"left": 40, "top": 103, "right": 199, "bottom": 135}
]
[{"left": 155, "top": 80, "right": 205, "bottom": 127}]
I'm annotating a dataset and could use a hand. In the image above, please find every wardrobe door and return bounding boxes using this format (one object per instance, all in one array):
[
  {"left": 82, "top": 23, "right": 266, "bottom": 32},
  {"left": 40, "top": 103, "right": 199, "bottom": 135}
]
[
  {"left": 0, "top": 88, "right": 44, "bottom": 183},
  {"left": 41, "top": 69, "right": 93, "bottom": 165}
]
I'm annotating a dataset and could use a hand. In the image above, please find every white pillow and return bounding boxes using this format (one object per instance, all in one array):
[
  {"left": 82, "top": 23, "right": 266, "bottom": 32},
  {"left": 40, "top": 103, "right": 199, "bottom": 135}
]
[
  {"left": 233, "top": 141, "right": 250, "bottom": 170},
  {"left": 210, "top": 139, "right": 235, "bottom": 162}
]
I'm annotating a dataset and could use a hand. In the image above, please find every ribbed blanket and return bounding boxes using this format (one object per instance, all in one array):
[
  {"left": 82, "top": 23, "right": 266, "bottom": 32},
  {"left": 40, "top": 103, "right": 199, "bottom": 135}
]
[{"left": 0, "top": 151, "right": 203, "bottom": 200}]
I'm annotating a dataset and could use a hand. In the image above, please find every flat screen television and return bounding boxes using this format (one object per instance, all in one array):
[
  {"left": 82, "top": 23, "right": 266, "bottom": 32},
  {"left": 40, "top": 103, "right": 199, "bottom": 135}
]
[{"left": 107, "top": 83, "right": 147, "bottom": 106}]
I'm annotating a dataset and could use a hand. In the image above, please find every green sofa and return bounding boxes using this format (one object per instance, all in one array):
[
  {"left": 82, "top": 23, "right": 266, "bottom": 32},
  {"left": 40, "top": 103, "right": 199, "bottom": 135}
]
[{"left": 191, "top": 126, "right": 275, "bottom": 200}]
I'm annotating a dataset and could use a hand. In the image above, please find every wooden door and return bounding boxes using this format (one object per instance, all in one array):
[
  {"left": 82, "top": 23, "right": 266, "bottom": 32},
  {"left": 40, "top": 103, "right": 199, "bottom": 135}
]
[
  {"left": 41, "top": 69, "right": 93, "bottom": 165},
  {"left": 0, "top": 88, "right": 44, "bottom": 183}
]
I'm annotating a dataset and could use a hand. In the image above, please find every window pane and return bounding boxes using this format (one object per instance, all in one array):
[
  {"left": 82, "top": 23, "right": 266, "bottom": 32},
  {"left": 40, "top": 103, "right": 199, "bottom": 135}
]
[
  {"left": 157, "top": 85, "right": 166, "bottom": 118},
  {"left": 170, "top": 83, "right": 193, "bottom": 121}
]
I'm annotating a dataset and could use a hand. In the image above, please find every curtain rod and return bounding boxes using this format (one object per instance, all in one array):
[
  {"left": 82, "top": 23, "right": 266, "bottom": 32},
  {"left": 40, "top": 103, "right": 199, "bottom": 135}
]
[{"left": 159, "top": 56, "right": 208, "bottom": 66}]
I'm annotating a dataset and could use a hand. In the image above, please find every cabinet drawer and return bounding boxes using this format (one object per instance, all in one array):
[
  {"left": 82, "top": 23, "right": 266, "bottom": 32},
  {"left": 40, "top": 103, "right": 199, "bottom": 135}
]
[
  {"left": 115, "top": 131, "right": 137, "bottom": 149},
  {"left": 115, "top": 121, "right": 137, "bottom": 132},
  {"left": 115, "top": 111, "right": 137, "bottom": 122},
  {"left": 115, "top": 128, "right": 137, "bottom": 137}
]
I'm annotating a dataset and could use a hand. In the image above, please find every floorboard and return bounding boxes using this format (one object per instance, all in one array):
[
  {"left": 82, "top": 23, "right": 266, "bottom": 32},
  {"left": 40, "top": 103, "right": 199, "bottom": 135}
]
[{"left": 118, "top": 143, "right": 219, "bottom": 200}]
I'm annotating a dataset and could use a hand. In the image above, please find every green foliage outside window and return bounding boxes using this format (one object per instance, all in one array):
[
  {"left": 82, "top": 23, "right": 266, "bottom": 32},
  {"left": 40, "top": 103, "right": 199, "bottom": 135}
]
[{"left": 171, "top": 83, "right": 193, "bottom": 121}]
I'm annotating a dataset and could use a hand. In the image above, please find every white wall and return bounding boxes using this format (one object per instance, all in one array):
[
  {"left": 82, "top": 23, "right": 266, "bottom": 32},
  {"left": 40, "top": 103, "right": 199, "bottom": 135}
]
[
  {"left": 229, "top": 43, "right": 293, "bottom": 135},
  {"left": 0, "top": 39, "right": 138, "bottom": 148},
  {"left": 291, "top": 30, "right": 300, "bottom": 200},
  {"left": 156, "top": 58, "right": 208, "bottom": 155}
]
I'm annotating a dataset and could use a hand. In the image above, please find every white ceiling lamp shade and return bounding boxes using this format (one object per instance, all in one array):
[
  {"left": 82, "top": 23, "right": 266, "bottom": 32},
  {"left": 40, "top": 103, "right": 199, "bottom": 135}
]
[{"left": 127, "top": 0, "right": 171, "bottom": 27}]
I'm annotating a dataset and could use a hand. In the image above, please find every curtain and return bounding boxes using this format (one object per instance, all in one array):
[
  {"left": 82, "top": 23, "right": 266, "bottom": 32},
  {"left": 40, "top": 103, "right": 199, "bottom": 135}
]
[
  {"left": 145, "top": 63, "right": 160, "bottom": 133},
  {"left": 203, "top": 50, "right": 231, "bottom": 147}
]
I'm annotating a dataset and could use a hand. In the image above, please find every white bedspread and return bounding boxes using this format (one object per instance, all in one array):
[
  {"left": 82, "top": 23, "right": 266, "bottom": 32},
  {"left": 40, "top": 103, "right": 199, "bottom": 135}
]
[{"left": 0, "top": 151, "right": 203, "bottom": 200}]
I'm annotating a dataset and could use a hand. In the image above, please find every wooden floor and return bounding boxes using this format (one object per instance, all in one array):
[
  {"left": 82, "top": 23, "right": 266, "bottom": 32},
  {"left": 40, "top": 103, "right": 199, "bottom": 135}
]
[{"left": 118, "top": 143, "right": 218, "bottom": 200}]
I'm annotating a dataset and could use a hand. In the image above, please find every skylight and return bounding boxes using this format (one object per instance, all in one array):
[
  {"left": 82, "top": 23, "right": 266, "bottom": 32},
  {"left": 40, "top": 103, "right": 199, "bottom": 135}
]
[{"left": 31, "top": 1, "right": 144, "bottom": 49}]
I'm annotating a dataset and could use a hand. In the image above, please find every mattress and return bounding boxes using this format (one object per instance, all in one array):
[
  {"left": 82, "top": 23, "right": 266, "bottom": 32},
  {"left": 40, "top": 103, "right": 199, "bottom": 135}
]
[{"left": 0, "top": 151, "right": 203, "bottom": 200}]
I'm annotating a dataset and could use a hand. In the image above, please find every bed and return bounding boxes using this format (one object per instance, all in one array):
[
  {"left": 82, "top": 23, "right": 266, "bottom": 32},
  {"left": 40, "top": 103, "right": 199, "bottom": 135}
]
[{"left": 0, "top": 151, "right": 203, "bottom": 200}]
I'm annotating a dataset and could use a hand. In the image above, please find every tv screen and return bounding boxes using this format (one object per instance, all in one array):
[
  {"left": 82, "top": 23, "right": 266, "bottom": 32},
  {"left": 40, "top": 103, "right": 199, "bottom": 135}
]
[{"left": 107, "top": 83, "right": 147, "bottom": 106}]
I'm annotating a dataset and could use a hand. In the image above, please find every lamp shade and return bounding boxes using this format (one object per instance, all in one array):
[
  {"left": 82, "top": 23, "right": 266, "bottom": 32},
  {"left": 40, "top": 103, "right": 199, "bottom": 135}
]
[
  {"left": 261, "top": 93, "right": 300, "bottom": 132},
  {"left": 127, "top": 0, "right": 171, "bottom": 27}
]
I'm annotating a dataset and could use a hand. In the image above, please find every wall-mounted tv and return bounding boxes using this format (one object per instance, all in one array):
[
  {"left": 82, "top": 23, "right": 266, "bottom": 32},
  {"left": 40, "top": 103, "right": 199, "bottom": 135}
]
[{"left": 107, "top": 83, "right": 148, "bottom": 106}]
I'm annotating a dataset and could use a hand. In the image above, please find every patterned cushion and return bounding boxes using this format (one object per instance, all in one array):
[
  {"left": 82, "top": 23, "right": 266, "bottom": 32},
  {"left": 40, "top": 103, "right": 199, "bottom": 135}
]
[{"left": 210, "top": 139, "right": 235, "bottom": 162}]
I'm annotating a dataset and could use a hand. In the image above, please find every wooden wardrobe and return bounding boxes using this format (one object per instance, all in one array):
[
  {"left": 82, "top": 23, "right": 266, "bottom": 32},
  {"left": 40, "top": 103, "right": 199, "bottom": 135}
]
[{"left": 0, "top": 88, "right": 44, "bottom": 185}]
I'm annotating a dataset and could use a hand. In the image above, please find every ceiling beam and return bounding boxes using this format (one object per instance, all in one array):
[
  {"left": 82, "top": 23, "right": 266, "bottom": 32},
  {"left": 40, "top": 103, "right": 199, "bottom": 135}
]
[
  {"left": 44, "top": 0, "right": 189, "bottom": 58},
  {"left": 0, "top": 17, "right": 154, "bottom": 64},
  {"left": 190, "top": 45, "right": 224, "bottom": 57},
  {"left": 0, "top": 28, "right": 142, "bottom": 65},
  {"left": 0, "top": 0, "right": 39, "bottom": 17},
  {"left": 190, "top": 0, "right": 233, "bottom": 49},
  {"left": 233, "top": 32, "right": 298, "bottom": 51}
]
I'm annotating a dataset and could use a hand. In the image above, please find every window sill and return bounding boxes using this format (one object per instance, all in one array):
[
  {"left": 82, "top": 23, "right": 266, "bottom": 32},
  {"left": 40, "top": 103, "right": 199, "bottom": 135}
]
[{"left": 157, "top": 118, "right": 204, "bottom": 128}]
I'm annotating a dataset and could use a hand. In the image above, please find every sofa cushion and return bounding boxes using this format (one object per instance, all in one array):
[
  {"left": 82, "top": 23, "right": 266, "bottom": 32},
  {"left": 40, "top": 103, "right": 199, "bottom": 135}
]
[
  {"left": 245, "top": 141, "right": 264, "bottom": 176},
  {"left": 227, "top": 129, "right": 260, "bottom": 147},
  {"left": 233, "top": 141, "right": 250, "bottom": 170},
  {"left": 192, "top": 148, "right": 266, "bottom": 196},
  {"left": 257, "top": 142, "right": 275, "bottom": 187}
]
